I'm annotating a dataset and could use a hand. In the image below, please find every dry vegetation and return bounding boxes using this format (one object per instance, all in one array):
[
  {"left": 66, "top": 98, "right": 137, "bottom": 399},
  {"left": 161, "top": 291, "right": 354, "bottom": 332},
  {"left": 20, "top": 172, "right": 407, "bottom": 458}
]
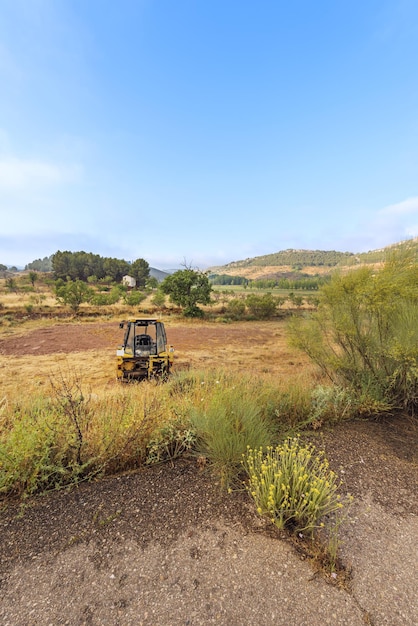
[
  {"left": 0, "top": 273, "right": 318, "bottom": 398},
  {"left": 0, "top": 318, "right": 318, "bottom": 398}
]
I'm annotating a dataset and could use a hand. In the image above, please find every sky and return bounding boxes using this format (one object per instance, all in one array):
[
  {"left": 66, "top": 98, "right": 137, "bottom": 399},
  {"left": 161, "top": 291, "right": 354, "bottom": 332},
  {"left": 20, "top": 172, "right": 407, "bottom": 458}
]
[{"left": 1, "top": 0, "right": 418, "bottom": 270}]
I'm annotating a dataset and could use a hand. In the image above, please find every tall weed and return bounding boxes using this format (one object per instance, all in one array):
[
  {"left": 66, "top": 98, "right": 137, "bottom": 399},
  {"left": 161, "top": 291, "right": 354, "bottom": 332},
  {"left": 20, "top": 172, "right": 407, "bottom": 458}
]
[
  {"left": 0, "top": 378, "right": 169, "bottom": 496},
  {"left": 189, "top": 372, "right": 278, "bottom": 487}
]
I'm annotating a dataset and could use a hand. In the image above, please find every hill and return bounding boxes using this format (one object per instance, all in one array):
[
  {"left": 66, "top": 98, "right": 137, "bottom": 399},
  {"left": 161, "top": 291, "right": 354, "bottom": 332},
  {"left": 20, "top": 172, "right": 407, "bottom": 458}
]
[
  {"left": 149, "top": 267, "right": 171, "bottom": 282},
  {"left": 208, "top": 238, "right": 418, "bottom": 281}
]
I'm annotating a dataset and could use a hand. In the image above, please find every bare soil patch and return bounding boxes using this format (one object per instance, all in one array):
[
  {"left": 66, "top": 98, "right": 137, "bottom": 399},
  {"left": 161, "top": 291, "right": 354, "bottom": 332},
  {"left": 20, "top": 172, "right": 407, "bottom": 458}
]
[
  {"left": 0, "top": 320, "right": 285, "bottom": 356},
  {"left": 0, "top": 319, "right": 315, "bottom": 396}
]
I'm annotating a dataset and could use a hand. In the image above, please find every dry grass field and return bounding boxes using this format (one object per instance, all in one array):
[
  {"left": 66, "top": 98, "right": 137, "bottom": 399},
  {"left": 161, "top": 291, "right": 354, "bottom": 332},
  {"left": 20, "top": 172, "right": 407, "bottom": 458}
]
[
  {"left": 0, "top": 316, "right": 318, "bottom": 398},
  {"left": 0, "top": 272, "right": 321, "bottom": 403}
]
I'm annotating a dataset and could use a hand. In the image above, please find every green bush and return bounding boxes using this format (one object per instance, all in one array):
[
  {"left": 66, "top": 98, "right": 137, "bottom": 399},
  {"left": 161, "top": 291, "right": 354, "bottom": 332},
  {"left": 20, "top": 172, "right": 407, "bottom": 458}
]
[
  {"left": 245, "top": 293, "right": 277, "bottom": 319},
  {"left": 91, "top": 286, "right": 122, "bottom": 306},
  {"left": 55, "top": 279, "right": 94, "bottom": 313},
  {"left": 151, "top": 290, "right": 166, "bottom": 308},
  {"left": 146, "top": 420, "right": 196, "bottom": 465},
  {"left": 288, "top": 249, "right": 418, "bottom": 414},
  {"left": 124, "top": 290, "right": 146, "bottom": 306},
  {"left": 226, "top": 298, "right": 246, "bottom": 320},
  {"left": 308, "top": 385, "right": 356, "bottom": 427},
  {"left": 243, "top": 437, "right": 350, "bottom": 534}
]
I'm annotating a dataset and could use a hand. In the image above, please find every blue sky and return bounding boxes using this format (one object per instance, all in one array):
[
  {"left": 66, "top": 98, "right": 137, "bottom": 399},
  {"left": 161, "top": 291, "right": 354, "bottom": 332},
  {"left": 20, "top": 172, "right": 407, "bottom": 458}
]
[{"left": 1, "top": 0, "right": 418, "bottom": 269}]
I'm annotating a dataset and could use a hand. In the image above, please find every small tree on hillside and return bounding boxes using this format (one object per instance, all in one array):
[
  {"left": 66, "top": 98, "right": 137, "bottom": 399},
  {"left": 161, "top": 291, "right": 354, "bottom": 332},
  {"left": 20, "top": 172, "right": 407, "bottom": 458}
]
[
  {"left": 55, "top": 280, "right": 94, "bottom": 314},
  {"left": 5, "top": 277, "right": 17, "bottom": 293},
  {"left": 161, "top": 268, "right": 212, "bottom": 317}
]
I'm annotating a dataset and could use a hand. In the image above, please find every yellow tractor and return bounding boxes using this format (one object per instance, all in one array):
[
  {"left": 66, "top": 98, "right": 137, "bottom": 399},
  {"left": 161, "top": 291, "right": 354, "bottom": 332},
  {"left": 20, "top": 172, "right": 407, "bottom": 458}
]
[{"left": 116, "top": 318, "right": 174, "bottom": 381}]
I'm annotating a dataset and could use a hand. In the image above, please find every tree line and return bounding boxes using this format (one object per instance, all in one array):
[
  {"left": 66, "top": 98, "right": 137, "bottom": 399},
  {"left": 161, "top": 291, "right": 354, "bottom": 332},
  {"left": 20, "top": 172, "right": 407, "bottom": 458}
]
[
  {"left": 210, "top": 274, "right": 330, "bottom": 290},
  {"left": 51, "top": 251, "right": 150, "bottom": 286}
]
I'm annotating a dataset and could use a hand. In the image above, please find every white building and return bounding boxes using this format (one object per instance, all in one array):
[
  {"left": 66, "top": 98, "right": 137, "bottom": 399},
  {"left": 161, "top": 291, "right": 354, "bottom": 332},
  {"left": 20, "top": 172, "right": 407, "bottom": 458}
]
[{"left": 122, "top": 275, "right": 136, "bottom": 288}]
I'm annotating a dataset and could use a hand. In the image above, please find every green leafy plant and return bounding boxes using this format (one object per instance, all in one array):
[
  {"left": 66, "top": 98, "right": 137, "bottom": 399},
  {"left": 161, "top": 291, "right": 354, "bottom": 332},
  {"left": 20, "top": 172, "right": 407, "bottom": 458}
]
[
  {"left": 307, "top": 385, "right": 356, "bottom": 428},
  {"left": 55, "top": 279, "right": 94, "bottom": 313},
  {"left": 151, "top": 289, "right": 166, "bottom": 308},
  {"left": 124, "top": 290, "right": 146, "bottom": 306},
  {"left": 243, "top": 437, "right": 350, "bottom": 534},
  {"left": 146, "top": 421, "right": 196, "bottom": 465},
  {"left": 245, "top": 293, "right": 277, "bottom": 319},
  {"left": 161, "top": 267, "right": 212, "bottom": 317},
  {"left": 226, "top": 298, "right": 246, "bottom": 320}
]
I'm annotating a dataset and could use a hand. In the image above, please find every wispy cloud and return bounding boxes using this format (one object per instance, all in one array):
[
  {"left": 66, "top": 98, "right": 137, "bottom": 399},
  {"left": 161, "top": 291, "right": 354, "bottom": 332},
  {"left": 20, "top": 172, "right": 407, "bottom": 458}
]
[
  {"left": 379, "top": 196, "right": 418, "bottom": 217},
  {"left": 355, "top": 196, "right": 418, "bottom": 250},
  {"left": 0, "top": 156, "right": 81, "bottom": 190}
]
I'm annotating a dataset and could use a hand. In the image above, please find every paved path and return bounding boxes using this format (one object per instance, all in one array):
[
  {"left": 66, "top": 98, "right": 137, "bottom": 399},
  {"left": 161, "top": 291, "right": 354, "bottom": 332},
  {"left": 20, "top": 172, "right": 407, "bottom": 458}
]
[{"left": 1, "top": 465, "right": 417, "bottom": 626}]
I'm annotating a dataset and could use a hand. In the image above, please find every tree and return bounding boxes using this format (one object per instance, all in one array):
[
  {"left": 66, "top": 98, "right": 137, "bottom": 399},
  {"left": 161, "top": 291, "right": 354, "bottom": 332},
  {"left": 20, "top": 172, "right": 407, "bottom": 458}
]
[
  {"left": 28, "top": 271, "right": 38, "bottom": 287},
  {"left": 5, "top": 277, "right": 17, "bottom": 293},
  {"left": 151, "top": 289, "right": 166, "bottom": 309},
  {"left": 55, "top": 280, "right": 94, "bottom": 313},
  {"left": 130, "top": 258, "right": 150, "bottom": 288},
  {"left": 161, "top": 268, "right": 212, "bottom": 317},
  {"left": 52, "top": 251, "right": 131, "bottom": 282},
  {"left": 146, "top": 276, "right": 159, "bottom": 290},
  {"left": 26, "top": 256, "right": 53, "bottom": 272}
]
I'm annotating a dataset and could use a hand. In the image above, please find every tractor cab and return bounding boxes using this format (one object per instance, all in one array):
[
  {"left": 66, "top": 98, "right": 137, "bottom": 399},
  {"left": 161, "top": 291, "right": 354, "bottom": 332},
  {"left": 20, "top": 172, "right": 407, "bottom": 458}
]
[{"left": 116, "top": 319, "right": 174, "bottom": 381}]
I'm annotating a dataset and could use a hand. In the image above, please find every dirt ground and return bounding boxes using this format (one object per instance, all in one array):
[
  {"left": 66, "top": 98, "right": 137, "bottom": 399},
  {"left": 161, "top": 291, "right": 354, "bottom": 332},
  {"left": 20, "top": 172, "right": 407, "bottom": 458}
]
[
  {"left": 0, "top": 320, "right": 417, "bottom": 625},
  {"left": 0, "top": 318, "right": 305, "bottom": 368},
  {"left": 0, "top": 319, "right": 314, "bottom": 395},
  {"left": 0, "top": 319, "right": 293, "bottom": 355}
]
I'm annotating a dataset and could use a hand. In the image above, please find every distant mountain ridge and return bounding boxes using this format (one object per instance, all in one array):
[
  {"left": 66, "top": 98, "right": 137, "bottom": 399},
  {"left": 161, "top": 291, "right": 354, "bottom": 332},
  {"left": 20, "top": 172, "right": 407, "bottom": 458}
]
[
  {"left": 149, "top": 267, "right": 171, "bottom": 282},
  {"left": 208, "top": 238, "right": 418, "bottom": 280}
]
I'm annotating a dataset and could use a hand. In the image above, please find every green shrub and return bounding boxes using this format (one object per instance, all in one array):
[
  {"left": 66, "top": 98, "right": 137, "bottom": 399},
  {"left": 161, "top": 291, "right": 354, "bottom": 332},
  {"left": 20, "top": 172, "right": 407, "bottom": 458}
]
[
  {"left": 288, "top": 249, "right": 418, "bottom": 415},
  {"left": 190, "top": 379, "right": 276, "bottom": 488},
  {"left": 243, "top": 437, "right": 349, "bottom": 534},
  {"left": 124, "top": 290, "right": 146, "bottom": 306},
  {"left": 226, "top": 298, "right": 246, "bottom": 320},
  {"left": 55, "top": 280, "right": 94, "bottom": 313},
  {"left": 146, "top": 420, "right": 196, "bottom": 465},
  {"left": 245, "top": 293, "right": 277, "bottom": 319},
  {"left": 308, "top": 385, "right": 356, "bottom": 427},
  {"left": 151, "top": 290, "right": 166, "bottom": 308},
  {"left": 90, "top": 293, "right": 113, "bottom": 306},
  {"left": 89, "top": 286, "right": 122, "bottom": 306}
]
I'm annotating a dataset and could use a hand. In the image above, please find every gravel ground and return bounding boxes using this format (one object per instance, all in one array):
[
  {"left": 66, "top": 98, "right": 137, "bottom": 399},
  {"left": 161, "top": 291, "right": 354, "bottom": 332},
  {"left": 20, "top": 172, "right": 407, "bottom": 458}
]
[{"left": 1, "top": 416, "right": 417, "bottom": 626}]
